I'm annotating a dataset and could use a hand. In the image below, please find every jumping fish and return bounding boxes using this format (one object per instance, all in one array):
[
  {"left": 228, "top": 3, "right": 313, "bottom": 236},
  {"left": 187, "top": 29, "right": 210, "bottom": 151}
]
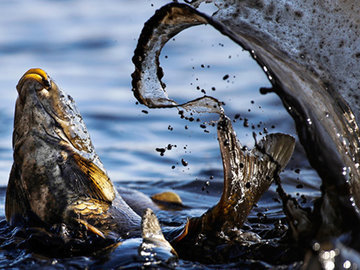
[{"left": 5, "top": 68, "right": 295, "bottom": 261}]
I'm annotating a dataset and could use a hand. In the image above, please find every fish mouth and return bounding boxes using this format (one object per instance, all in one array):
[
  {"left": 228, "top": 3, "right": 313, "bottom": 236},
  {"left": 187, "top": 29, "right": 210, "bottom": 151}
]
[
  {"left": 15, "top": 68, "right": 102, "bottom": 169},
  {"left": 14, "top": 68, "right": 73, "bottom": 146},
  {"left": 17, "top": 68, "right": 52, "bottom": 93}
]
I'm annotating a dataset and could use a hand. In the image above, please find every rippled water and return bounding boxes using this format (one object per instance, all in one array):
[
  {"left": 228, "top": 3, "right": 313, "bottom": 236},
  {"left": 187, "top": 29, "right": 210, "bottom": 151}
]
[{"left": 0, "top": 0, "right": 321, "bottom": 268}]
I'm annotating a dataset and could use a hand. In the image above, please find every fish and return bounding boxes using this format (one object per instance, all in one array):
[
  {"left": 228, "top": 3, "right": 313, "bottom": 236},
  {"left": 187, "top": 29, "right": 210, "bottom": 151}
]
[
  {"left": 131, "top": 2, "right": 360, "bottom": 259},
  {"left": 5, "top": 68, "right": 295, "bottom": 261},
  {"left": 6, "top": 68, "right": 141, "bottom": 240}
]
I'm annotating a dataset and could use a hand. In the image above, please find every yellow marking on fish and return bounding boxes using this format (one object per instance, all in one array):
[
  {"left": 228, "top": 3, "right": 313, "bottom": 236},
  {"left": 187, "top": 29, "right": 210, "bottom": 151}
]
[
  {"left": 73, "top": 202, "right": 88, "bottom": 211},
  {"left": 76, "top": 218, "right": 105, "bottom": 239},
  {"left": 17, "top": 68, "right": 51, "bottom": 91},
  {"left": 75, "top": 206, "right": 102, "bottom": 216},
  {"left": 72, "top": 199, "right": 108, "bottom": 217},
  {"left": 23, "top": 68, "right": 49, "bottom": 81}
]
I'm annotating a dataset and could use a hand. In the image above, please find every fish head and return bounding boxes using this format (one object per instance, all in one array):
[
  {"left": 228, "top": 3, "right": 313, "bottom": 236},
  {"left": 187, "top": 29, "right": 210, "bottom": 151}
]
[
  {"left": 6, "top": 68, "right": 115, "bottom": 226},
  {"left": 14, "top": 68, "right": 98, "bottom": 160}
]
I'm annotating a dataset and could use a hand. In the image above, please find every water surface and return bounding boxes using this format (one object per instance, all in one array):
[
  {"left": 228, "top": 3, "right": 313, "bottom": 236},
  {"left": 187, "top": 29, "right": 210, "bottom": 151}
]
[{"left": 0, "top": 0, "right": 321, "bottom": 268}]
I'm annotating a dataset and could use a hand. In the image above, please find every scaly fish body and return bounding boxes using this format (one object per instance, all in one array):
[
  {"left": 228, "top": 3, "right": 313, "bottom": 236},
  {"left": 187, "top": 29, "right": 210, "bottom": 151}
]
[
  {"left": 6, "top": 69, "right": 295, "bottom": 260},
  {"left": 6, "top": 69, "right": 141, "bottom": 239}
]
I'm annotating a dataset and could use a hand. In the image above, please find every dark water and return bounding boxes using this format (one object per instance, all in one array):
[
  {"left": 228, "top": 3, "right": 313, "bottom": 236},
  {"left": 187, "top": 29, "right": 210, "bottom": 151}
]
[{"left": 0, "top": 0, "right": 321, "bottom": 268}]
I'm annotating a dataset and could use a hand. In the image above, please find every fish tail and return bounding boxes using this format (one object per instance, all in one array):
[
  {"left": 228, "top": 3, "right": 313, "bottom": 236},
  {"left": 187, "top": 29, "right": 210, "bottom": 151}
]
[
  {"left": 173, "top": 115, "right": 295, "bottom": 244},
  {"left": 216, "top": 115, "right": 295, "bottom": 228}
]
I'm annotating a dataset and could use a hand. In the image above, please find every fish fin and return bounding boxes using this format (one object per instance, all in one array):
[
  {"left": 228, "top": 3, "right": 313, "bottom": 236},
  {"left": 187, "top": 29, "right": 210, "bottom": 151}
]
[
  {"left": 254, "top": 132, "right": 296, "bottom": 170},
  {"left": 141, "top": 208, "right": 177, "bottom": 255},
  {"left": 151, "top": 191, "right": 184, "bottom": 209},
  {"left": 176, "top": 116, "right": 295, "bottom": 240},
  {"left": 5, "top": 164, "right": 30, "bottom": 225},
  {"left": 76, "top": 218, "right": 105, "bottom": 239},
  {"left": 141, "top": 208, "right": 163, "bottom": 239},
  {"left": 171, "top": 218, "right": 190, "bottom": 243},
  {"left": 72, "top": 154, "right": 115, "bottom": 203},
  {"left": 217, "top": 116, "right": 295, "bottom": 218}
]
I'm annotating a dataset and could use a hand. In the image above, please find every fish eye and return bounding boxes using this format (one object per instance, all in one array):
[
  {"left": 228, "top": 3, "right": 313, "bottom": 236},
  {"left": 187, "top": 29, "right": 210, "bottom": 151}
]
[{"left": 41, "top": 76, "right": 51, "bottom": 89}]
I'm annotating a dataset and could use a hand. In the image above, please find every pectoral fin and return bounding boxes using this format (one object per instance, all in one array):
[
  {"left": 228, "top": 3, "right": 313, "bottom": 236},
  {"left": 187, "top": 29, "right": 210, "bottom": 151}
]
[
  {"left": 76, "top": 218, "right": 105, "bottom": 239},
  {"left": 5, "top": 164, "right": 30, "bottom": 225},
  {"left": 72, "top": 154, "right": 115, "bottom": 202}
]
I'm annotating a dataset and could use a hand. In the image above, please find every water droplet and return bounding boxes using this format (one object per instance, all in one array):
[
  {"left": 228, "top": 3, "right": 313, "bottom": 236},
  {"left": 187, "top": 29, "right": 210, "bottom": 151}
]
[
  {"left": 313, "top": 242, "right": 320, "bottom": 251},
  {"left": 323, "top": 260, "right": 335, "bottom": 270},
  {"left": 181, "top": 159, "right": 188, "bottom": 166},
  {"left": 343, "top": 260, "right": 351, "bottom": 269}
]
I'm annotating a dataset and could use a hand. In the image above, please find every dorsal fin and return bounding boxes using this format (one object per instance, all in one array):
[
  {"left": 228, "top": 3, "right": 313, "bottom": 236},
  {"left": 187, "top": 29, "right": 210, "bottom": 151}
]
[
  {"left": 151, "top": 191, "right": 183, "bottom": 205},
  {"left": 141, "top": 208, "right": 164, "bottom": 240},
  {"left": 71, "top": 154, "right": 115, "bottom": 202},
  {"left": 140, "top": 208, "right": 177, "bottom": 257}
]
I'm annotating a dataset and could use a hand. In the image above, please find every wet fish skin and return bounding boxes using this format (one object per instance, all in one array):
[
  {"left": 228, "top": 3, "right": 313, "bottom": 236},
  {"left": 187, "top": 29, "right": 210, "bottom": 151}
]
[
  {"left": 6, "top": 68, "right": 295, "bottom": 262},
  {"left": 172, "top": 115, "right": 295, "bottom": 260},
  {"left": 6, "top": 68, "right": 141, "bottom": 238}
]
